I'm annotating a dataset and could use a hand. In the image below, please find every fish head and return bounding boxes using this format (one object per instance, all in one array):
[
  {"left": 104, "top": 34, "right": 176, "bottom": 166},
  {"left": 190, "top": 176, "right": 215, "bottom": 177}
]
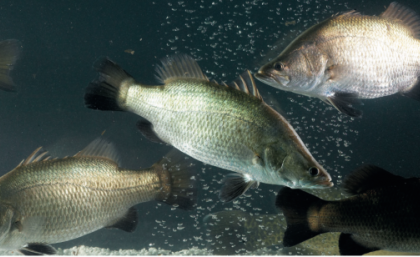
[
  {"left": 264, "top": 146, "right": 333, "bottom": 189},
  {"left": 255, "top": 46, "right": 326, "bottom": 95}
]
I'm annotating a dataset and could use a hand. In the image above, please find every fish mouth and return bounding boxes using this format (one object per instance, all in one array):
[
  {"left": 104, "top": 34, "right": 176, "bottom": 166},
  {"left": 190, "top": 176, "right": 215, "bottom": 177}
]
[
  {"left": 255, "top": 70, "right": 289, "bottom": 86},
  {"left": 297, "top": 177, "right": 334, "bottom": 188},
  {"left": 255, "top": 70, "right": 274, "bottom": 81}
]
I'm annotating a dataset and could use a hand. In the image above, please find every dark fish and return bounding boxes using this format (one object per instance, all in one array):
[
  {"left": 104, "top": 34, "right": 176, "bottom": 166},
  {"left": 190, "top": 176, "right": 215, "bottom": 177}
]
[
  {"left": 277, "top": 165, "right": 420, "bottom": 255},
  {"left": 256, "top": 2, "right": 420, "bottom": 117}
]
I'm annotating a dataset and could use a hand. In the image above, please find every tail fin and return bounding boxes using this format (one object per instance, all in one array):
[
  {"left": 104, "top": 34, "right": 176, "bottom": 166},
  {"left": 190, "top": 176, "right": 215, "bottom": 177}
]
[
  {"left": 154, "top": 149, "right": 197, "bottom": 210},
  {"left": 84, "top": 58, "right": 134, "bottom": 111},
  {"left": 0, "top": 39, "right": 21, "bottom": 92},
  {"left": 203, "top": 210, "right": 251, "bottom": 255},
  {"left": 276, "top": 187, "right": 326, "bottom": 247}
]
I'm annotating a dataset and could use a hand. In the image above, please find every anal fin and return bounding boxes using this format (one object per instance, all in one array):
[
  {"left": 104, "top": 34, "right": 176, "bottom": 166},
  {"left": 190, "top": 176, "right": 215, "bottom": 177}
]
[
  {"left": 339, "top": 233, "right": 379, "bottom": 255},
  {"left": 325, "top": 92, "right": 362, "bottom": 117},
  {"left": 106, "top": 206, "right": 138, "bottom": 233},
  {"left": 19, "top": 243, "right": 56, "bottom": 255},
  {"left": 219, "top": 173, "right": 258, "bottom": 202},
  {"left": 136, "top": 120, "right": 166, "bottom": 144}
]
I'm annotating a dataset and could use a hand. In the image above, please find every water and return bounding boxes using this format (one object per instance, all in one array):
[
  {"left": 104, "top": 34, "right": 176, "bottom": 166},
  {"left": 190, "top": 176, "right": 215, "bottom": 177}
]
[{"left": 0, "top": 0, "right": 419, "bottom": 255}]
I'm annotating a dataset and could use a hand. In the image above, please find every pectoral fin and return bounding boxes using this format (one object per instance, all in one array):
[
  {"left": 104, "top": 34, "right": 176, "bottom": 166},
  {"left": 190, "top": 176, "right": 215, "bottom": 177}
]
[
  {"left": 136, "top": 120, "right": 166, "bottom": 144},
  {"left": 106, "top": 206, "right": 138, "bottom": 233},
  {"left": 219, "top": 173, "right": 258, "bottom": 202},
  {"left": 19, "top": 243, "right": 56, "bottom": 255},
  {"left": 325, "top": 92, "right": 362, "bottom": 117}
]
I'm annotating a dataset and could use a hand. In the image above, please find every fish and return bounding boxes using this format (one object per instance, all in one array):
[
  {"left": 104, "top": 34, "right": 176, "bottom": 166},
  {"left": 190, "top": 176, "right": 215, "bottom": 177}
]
[
  {"left": 0, "top": 138, "right": 196, "bottom": 255},
  {"left": 276, "top": 165, "right": 420, "bottom": 255},
  {"left": 203, "top": 187, "right": 345, "bottom": 255},
  {"left": 255, "top": 2, "right": 420, "bottom": 117},
  {"left": 0, "top": 39, "right": 21, "bottom": 91},
  {"left": 84, "top": 54, "right": 333, "bottom": 202}
]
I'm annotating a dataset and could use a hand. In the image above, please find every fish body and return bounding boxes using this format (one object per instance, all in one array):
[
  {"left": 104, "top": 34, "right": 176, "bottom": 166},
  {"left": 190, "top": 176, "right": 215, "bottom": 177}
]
[
  {"left": 256, "top": 2, "right": 420, "bottom": 117},
  {"left": 84, "top": 54, "right": 332, "bottom": 202},
  {"left": 277, "top": 165, "right": 420, "bottom": 255},
  {"left": 0, "top": 139, "right": 196, "bottom": 255}
]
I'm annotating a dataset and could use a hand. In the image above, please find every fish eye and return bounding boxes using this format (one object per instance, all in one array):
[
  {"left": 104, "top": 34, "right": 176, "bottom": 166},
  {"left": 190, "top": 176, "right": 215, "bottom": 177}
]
[
  {"left": 274, "top": 63, "right": 283, "bottom": 71},
  {"left": 308, "top": 167, "right": 319, "bottom": 176}
]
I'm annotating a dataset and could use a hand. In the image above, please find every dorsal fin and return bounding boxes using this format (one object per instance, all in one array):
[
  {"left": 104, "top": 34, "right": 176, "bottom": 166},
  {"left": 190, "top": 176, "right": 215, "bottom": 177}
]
[
  {"left": 342, "top": 165, "right": 405, "bottom": 195},
  {"left": 155, "top": 54, "right": 209, "bottom": 84},
  {"left": 228, "top": 70, "right": 262, "bottom": 100},
  {"left": 334, "top": 9, "right": 361, "bottom": 18},
  {"left": 380, "top": 2, "right": 420, "bottom": 38},
  {"left": 17, "top": 147, "right": 50, "bottom": 168},
  {"left": 74, "top": 138, "right": 121, "bottom": 166}
]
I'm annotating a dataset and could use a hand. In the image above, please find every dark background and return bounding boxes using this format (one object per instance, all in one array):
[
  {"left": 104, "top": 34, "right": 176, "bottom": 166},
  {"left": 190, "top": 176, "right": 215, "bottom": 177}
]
[{"left": 0, "top": 0, "right": 418, "bottom": 252}]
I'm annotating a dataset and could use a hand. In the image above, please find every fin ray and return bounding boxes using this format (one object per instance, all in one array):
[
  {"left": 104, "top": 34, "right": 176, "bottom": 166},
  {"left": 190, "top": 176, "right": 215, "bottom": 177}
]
[
  {"left": 326, "top": 92, "right": 362, "bottom": 117},
  {"left": 18, "top": 148, "right": 50, "bottom": 167},
  {"left": 155, "top": 54, "right": 208, "bottom": 84},
  {"left": 154, "top": 150, "right": 197, "bottom": 210},
  {"left": 74, "top": 138, "right": 121, "bottom": 166},
  {"left": 276, "top": 187, "right": 325, "bottom": 247},
  {"left": 380, "top": 2, "right": 420, "bottom": 38},
  {"left": 219, "top": 173, "right": 258, "bottom": 202},
  {"left": 106, "top": 206, "right": 138, "bottom": 232},
  {"left": 136, "top": 120, "right": 166, "bottom": 144},
  {"left": 19, "top": 243, "right": 56, "bottom": 255},
  {"left": 228, "top": 71, "right": 262, "bottom": 100}
]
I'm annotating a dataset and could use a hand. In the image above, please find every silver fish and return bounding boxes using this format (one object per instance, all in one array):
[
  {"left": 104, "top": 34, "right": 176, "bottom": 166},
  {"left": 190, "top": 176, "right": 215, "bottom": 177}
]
[
  {"left": 0, "top": 139, "right": 196, "bottom": 255},
  {"left": 255, "top": 2, "right": 420, "bottom": 117},
  {"left": 84, "top": 54, "right": 333, "bottom": 202}
]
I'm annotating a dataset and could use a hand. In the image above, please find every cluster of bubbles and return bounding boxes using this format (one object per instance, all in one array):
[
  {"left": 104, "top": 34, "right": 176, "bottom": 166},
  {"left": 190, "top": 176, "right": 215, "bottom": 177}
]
[{"left": 105, "top": 0, "right": 361, "bottom": 254}]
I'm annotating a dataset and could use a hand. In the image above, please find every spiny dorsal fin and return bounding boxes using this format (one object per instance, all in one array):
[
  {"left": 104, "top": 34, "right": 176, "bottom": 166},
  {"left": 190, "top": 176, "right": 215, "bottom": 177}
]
[
  {"left": 228, "top": 70, "right": 262, "bottom": 100},
  {"left": 17, "top": 147, "right": 50, "bottom": 168},
  {"left": 343, "top": 165, "right": 405, "bottom": 195},
  {"left": 74, "top": 138, "right": 121, "bottom": 166},
  {"left": 334, "top": 9, "right": 361, "bottom": 18},
  {"left": 155, "top": 54, "right": 209, "bottom": 84},
  {"left": 380, "top": 2, "right": 420, "bottom": 38}
]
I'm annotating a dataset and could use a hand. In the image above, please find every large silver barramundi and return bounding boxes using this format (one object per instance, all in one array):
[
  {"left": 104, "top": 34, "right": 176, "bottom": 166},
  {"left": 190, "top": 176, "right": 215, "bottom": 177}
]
[
  {"left": 0, "top": 139, "right": 196, "bottom": 255},
  {"left": 255, "top": 2, "right": 420, "bottom": 117},
  {"left": 84, "top": 54, "right": 333, "bottom": 202}
]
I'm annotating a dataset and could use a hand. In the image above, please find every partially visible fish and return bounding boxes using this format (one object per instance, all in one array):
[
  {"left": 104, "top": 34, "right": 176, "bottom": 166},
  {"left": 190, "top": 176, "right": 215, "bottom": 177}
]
[
  {"left": 84, "top": 54, "right": 332, "bottom": 202},
  {"left": 204, "top": 186, "right": 410, "bottom": 255},
  {"left": 0, "top": 39, "right": 21, "bottom": 91},
  {"left": 0, "top": 138, "right": 196, "bottom": 255},
  {"left": 256, "top": 2, "right": 420, "bottom": 117},
  {"left": 277, "top": 165, "right": 420, "bottom": 255}
]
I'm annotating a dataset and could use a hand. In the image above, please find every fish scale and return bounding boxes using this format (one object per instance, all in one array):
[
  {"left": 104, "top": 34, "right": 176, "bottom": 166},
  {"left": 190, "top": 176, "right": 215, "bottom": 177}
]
[
  {"left": 256, "top": 2, "right": 420, "bottom": 117},
  {"left": 85, "top": 55, "right": 333, "bottom": 202},
  {"left": 0, "top": 158, "right": 159, "bottom": 246},
  {"left": 0, "top": 139, "right": 197, "bottom": 254}
]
